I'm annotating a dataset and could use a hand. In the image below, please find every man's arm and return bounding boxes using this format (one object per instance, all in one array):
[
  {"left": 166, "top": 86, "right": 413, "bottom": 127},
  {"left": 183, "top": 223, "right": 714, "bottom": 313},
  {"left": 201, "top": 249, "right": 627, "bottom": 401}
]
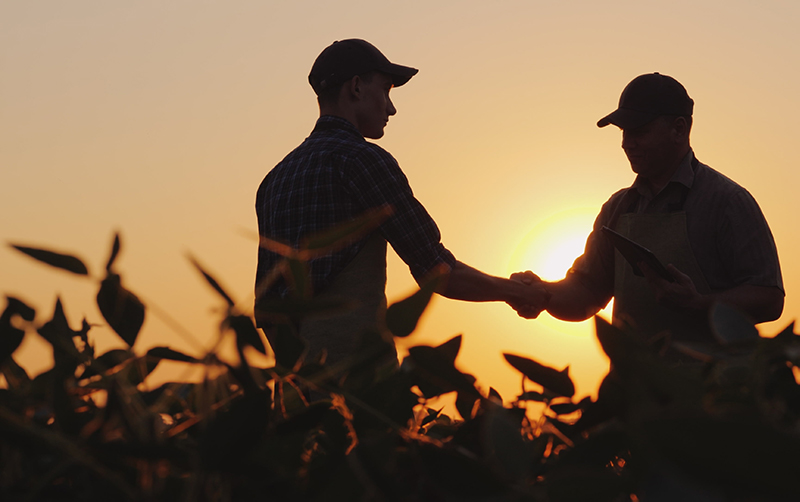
[
  {"left": 441, "top": 261, "right": 550, "bottom": 317},
  {"left": 641, "top": 263, "right": 784, "bottom": 323},
  {"left": 510, "top": 271, "right": 605, "bottom": 321}
]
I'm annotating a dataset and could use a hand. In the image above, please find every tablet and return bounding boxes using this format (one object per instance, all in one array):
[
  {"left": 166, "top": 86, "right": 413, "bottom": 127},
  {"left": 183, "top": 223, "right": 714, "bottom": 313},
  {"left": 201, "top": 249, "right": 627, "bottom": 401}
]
[{"left": 601, "top": 226, "right": 675, "bottom": 282}]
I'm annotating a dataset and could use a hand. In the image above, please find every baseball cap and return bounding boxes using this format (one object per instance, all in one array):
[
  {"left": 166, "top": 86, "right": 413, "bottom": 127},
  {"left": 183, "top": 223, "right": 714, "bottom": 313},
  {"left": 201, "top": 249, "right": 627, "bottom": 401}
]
[
  {"left": 597, "top": 73, "right": 694, "bottom": 129},
  {"left": 308, "top": 39, "right": 418, "bottom": 95}
]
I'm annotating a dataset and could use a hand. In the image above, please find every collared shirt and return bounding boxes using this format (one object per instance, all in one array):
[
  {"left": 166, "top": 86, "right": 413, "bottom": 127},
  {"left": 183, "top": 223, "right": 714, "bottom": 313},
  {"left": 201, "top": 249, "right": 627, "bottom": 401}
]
[
  {"left": 255, "top": 115, "right": 456, "bottom": 298},
  {"left": 570, "top": 150, "right": 784, "bottom": 307}
]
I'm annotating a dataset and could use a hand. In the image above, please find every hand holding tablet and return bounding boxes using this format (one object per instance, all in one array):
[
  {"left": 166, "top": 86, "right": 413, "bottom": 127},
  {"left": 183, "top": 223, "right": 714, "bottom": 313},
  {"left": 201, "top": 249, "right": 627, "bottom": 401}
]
[{"left": 601, "top": 226, "right": 675, "bottom": 283}]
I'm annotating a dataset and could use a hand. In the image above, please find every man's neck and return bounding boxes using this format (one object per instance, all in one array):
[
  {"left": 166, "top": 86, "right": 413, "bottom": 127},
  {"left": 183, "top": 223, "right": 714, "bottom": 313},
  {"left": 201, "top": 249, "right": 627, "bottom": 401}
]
[
  {"left": 641, "top": 146, "right": 691, "bottom": 195},
  {"left": 319, "top": 103, "right": 358, "bottom": 130}
]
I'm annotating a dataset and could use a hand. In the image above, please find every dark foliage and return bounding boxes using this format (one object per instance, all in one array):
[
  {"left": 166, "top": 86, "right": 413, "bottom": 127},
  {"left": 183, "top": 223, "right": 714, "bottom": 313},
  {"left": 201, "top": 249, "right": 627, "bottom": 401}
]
[{"left": 3, "top": 232, "right": 800, "bottom": 501}]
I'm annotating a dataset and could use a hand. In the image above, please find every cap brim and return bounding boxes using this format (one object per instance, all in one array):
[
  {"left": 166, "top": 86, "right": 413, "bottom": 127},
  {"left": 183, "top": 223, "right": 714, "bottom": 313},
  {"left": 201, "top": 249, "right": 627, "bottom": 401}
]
[
  {"left": 597, "top": 108, "right": 659, "bottom": 129},
  {"left": 383, "top": 63, "right": 418, "bottom": 87}
]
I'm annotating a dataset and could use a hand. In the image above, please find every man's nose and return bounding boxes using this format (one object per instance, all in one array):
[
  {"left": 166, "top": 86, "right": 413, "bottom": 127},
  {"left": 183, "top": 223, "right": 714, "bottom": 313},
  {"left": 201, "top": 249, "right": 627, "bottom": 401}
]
[{"left": 387, "top": 98, "right": 396, "bottom": 116}]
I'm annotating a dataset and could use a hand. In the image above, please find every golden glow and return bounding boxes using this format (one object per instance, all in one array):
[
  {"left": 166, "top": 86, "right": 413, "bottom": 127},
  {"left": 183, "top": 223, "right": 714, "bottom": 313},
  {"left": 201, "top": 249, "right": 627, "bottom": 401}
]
[
  {"left": 508, "top": 208, "right": 613, "bottom": 338},
  {"left": 2, "top": 2, "right": 799, "bottom": 403},
  {"left": 509, "top": 207, "right": 597, "bottom": 281}
]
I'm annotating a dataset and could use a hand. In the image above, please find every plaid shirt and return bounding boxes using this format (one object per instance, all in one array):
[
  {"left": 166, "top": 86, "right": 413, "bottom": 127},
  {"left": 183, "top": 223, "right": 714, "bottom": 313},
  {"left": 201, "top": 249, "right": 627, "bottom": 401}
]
[{"left": 256, "top": 115, "right": 456, "bottom": 299}]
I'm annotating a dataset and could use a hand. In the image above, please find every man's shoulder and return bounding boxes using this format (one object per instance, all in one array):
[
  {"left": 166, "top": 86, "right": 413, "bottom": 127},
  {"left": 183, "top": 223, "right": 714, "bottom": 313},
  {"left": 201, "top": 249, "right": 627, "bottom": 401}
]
[
  {"left": 601, "top": 186, "right": 635, "bottom": 209},
  {"left": 693, "top": 160, "right": 758, "bottom": 202},
  {"left": 300, "top": 128, "right": 398, "bottom": 168}
]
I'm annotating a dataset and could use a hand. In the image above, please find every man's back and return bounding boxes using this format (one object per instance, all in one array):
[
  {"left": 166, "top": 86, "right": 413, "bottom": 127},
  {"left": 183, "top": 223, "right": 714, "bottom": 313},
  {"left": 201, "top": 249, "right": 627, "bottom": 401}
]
[{"left": 255, "top": 115, "right": 454, "bottom": 301}]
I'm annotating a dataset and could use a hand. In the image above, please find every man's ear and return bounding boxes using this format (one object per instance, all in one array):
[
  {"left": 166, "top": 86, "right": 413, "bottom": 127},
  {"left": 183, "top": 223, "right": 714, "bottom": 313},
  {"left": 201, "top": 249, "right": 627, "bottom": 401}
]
[
  {"left": 672, "top": 116, "right": 689, "bottom": 142},
  {"left": 345, "top": 75, "right": 361, "bottom": 101}
]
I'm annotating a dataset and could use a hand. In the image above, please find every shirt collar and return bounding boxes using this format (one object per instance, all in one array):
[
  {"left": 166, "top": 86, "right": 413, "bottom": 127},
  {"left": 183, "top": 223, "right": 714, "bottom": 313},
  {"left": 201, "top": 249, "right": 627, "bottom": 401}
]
[
  {"left": 312, "top": 115, "right": 364, "bottom": 140},
  {"left": 632, "top": 148, "right": 696, "bottom": 198}
]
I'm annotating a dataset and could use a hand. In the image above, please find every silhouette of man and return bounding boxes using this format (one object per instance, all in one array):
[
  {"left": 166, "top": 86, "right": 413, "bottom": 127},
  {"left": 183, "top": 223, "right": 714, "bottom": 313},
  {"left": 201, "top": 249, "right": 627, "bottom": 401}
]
[
  {"left": 255, "top": 39, "right": 549, "bottom": 366},
  {"left": 513, "top": 73, "right": 783, "bottom": 346}
]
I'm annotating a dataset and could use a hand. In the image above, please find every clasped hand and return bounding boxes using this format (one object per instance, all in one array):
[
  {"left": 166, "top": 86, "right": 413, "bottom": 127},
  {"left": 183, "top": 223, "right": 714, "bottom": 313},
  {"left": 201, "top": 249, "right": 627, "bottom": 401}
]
[{"left": 508, "top": 270, "right": 550, "bottom": 319}]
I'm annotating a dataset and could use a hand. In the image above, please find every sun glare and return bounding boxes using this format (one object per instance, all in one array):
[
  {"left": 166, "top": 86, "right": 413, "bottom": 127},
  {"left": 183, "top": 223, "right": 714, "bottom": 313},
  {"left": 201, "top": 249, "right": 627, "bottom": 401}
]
[{"left": 508, "top": 207, "right": 613, "bottom": 334}]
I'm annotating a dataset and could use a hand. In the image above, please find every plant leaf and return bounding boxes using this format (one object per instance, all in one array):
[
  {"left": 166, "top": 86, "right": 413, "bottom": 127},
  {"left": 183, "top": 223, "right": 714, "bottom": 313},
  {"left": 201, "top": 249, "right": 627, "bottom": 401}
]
[
  {"left": 146, "top": 346, "right": 199, "bottom": 363},
  {"left": 255, "top": 296, "right": 354, "bottom": 320},
  {"left": 285, "top": 258, "right": 311, "bottom": 299},
  {"left": 436, "top": 334, "right": 462, "bottom": 364},
  {"left": 773, "top": 321, "right": 797, "bottom": 342},
  {"left": 227, "top": 314, "right": 267, "bottom": 355},
  {"left": 711, "top": 302, "right": 759, "bottom": 345},
  {"left": 188, "top": 255, "right": 235, "bottom": 307},
  {"left": 37, "top": 299, "right": 87, "bottom": 376},
  {"left": 594, "top": 316, "right": 631, "bottom": 367},
  {"left": 503, "top": 353, "right": 575, "bottom": 398},
  {"left": 483, "top": 405, "right": 532, "bottom": 482},
  {"left": 301, "top": 204, "right": 394, "bottom": 257},
  {"left": 96, "top": 273, "right": 145, "bottom": 348},
  {"left": 105, "top": 233, "right": 121, "bottom": 272},
  {"left": 10, "top": 244, "right": 88, "bottom": 276},
  {"left": 386, "top": 268, "right": 446, "bottom": 338},
  {"left": 517, "top": 391, "right": 547, "bottom": 402},
  {"left": 265, "top": 322, "right": 306, "bottom": 371},
  {"left": 0, "top": 297, "right": 35, "bottom": 364},
  {"left": 0, "top": 356, "right": 30, "bottom": 391},
  {"left": 550, "top": 402, "right": 582, "bottom": 415},
  {"left": 407, "top": 345, "right": 480, "bottom": 399}
]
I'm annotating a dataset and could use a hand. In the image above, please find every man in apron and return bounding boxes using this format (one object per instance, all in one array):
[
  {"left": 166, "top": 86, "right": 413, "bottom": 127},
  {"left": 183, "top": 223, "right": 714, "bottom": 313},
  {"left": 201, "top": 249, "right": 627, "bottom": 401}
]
[
  {"left": 513, "top": 73, "right": 784, "bottom": 350},
  {"left": 255, "top": 39, "right": 550, "bottom": 368}
]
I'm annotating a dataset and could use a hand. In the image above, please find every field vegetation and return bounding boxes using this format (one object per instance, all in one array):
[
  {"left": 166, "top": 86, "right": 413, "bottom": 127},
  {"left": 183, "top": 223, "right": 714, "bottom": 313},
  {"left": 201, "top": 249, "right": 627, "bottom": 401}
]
[{"left": 2, "top": 218, "right": 800, "bottom": 501}]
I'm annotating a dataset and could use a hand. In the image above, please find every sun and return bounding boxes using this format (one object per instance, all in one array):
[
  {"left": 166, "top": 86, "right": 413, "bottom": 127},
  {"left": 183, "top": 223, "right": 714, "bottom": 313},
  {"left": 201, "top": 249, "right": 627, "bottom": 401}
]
[{"left": 508, "top": 207, "right": 613, "bottom": 333}]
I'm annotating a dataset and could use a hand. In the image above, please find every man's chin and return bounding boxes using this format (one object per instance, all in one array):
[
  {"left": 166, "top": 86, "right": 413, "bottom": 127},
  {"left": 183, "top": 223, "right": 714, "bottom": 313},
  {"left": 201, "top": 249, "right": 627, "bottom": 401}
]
[
  {"left": 628, "top": 161, "right": 644, "bottom": 174},
  {"left": 364, "top": 129, "right": 385, "bottom": 140}
]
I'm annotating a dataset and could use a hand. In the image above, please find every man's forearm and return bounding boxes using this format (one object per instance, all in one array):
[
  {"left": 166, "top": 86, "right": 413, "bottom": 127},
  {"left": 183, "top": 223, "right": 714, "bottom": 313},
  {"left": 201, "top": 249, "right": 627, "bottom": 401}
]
[
  {"left": 441, "top": 261, "right": 547, "bottom": 307},
  {"left": 691, "top": 284, "right": 784, "bottom": 324},
  {"left": 543, "top": 278, "right": 605, "bottom": 322}
]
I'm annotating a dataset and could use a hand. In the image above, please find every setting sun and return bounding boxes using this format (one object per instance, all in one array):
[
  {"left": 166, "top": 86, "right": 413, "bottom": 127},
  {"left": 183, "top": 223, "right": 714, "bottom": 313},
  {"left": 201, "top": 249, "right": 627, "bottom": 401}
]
[{"left": 508, "top": 207, "right": 613, "bottom": 336}]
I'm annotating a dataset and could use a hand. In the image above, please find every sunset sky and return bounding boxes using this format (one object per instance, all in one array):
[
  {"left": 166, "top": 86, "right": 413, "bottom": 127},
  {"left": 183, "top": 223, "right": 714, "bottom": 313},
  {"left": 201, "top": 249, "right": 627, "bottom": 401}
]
[{"left": 3, "top": 1, "right": 799, "bottom": 403}]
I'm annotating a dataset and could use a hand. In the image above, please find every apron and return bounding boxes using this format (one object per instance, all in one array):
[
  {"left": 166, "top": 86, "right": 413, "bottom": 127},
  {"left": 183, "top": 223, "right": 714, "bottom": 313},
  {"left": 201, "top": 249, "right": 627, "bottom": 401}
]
[
  {"left": 298, "top": 233, "right": 395, "bottom": 366},
  {"left": 612, "top": 198, "right": 713, "bottom": 346}
]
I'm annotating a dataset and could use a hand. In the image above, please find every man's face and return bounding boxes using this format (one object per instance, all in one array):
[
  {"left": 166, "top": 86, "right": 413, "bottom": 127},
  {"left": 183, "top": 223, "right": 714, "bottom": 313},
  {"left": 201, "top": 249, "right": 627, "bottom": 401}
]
[
  {"left": 354, "top": 72, "right": 396, "bottom": 139},
  {"left": 620, "top": 117, "right": 677, "bottom": 179}
]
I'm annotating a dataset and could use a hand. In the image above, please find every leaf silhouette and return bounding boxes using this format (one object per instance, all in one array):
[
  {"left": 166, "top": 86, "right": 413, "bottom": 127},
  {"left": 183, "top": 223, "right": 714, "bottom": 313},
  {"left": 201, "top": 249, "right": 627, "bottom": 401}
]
[
  {"left": 147, "top": 346, "right": 199, "bottom": 363},
  {"left": 386, "top": 268, "right": 446, "bottom": 338},
  {"left": 711, "top": 302, "right": 759, "bottom": 345},
  {"left": 0, "top": 297, "right": 35, "bottom": 364},
  {"left": 517, "top": 391, "right": 547, "bottom": 402},
  {"left": 255, "top": 205, "right": 393, "bottom": 261},
  {"left": 227, "top": 314, "right": 267, "bottom": 355},
  {"left": 301, "top": 204, "right": 393, "bottom": 256},
  {"left": 105, "top": 233, "right": 121, "bottom": 272},
  {"left": 10, "top": 244, "right": 88, "bottom": 276},
  {"left": 550, "top": 402, "right": 582, "bottom": 415},
  {"left": 267, "top": 322, "right": 306, "bottom": 371},
  {"left": 188, "top": 255, "right": 235, "bottom": 307},
  {"left": 255, "top": 297, "right": 353, "bottom": 320},
  {"left": 503, "top": 353, "right": 575, "bottom": 398},
  {"left": 483, "top": 405, "right": 532, "bottom": 482},
  {"left": 285, "top": 258, "right": 311, "bottom": 299},
  {"left": 38, "top": 299, "right": 87, "bottom": 375},
  {"left": 436, "top": 334, "right": 462, "bottom": 364},
  {"left": 407, "top": 345, "right": 480, "bottom": 399},
  {"left": 96, "top": 273, "right": 145, "bottom": 347}
]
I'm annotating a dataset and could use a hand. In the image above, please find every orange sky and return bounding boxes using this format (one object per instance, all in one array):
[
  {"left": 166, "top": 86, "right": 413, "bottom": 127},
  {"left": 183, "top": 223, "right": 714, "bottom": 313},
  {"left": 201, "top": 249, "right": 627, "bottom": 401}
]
[{"left": 3, "top": 1, "right": 800, "bottom": 403}]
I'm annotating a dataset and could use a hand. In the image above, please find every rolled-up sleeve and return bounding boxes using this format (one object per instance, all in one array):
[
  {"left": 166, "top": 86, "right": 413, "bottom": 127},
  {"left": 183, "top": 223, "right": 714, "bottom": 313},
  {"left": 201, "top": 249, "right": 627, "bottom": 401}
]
[
  {"left": 344, "top": 146, "right": 456, "bottom": 283},
  {"left": 716, "top": 190, "right": 784, "bottom": 292},
  {"left": 567, "top": 190, "right": 630, "bottom": 308}
]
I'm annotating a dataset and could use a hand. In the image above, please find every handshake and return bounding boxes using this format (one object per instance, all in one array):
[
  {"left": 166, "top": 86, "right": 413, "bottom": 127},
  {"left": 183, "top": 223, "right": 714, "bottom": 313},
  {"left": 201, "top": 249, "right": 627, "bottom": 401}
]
[{"left": 507, "top": 270, "right": 550, "bottom": 319}]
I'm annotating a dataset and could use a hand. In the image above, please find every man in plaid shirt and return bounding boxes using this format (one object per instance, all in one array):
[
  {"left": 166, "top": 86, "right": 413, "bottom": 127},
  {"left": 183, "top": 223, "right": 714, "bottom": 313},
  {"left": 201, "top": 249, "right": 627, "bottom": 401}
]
[{"left": 255, "top": 39, "right": 548, "bottom": 367}]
